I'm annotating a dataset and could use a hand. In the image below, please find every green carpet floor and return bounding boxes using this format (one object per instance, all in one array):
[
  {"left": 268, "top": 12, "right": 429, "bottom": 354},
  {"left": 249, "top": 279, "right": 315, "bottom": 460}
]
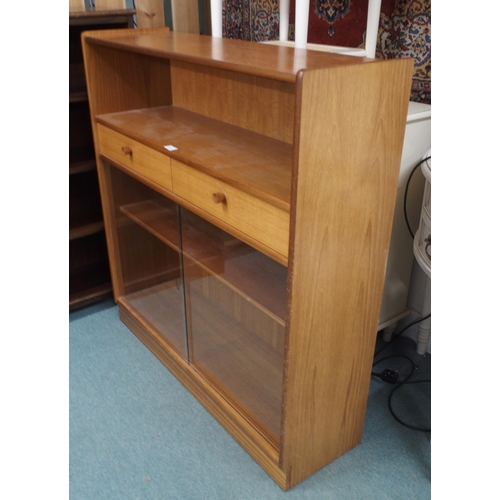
[{"left": 69, "top": 299, "right": 431, "bottom": 499}]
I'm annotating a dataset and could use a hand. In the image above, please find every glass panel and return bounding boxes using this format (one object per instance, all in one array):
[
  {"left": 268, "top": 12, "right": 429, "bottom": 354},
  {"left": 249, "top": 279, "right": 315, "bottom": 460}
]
[
  {"left": 180, "top": 208, "right": 287, "bottom": 443},
  {"left": 109, "top": 166, "right": 187, "bottom": 360}
]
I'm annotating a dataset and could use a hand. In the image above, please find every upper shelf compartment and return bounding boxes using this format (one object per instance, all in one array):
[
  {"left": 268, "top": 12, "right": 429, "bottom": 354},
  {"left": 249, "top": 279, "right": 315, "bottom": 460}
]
[
  {"left": 84, "top": 29, "right": 399, "bottom": 220},
  {"left": 83, "top": 30, "right": 367, "bottom": 83},
  {"left": 83, "top": 28, "right": 298, "bottom": 153}
]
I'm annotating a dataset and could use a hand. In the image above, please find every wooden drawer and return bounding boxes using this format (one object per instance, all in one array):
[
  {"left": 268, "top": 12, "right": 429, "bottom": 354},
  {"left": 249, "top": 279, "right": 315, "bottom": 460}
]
[
  {"left": 97, "top": 124, "right": 173, "bottom": 192},
  {"left": 171, "top": 159, "right": 290, "bottom": 260}
]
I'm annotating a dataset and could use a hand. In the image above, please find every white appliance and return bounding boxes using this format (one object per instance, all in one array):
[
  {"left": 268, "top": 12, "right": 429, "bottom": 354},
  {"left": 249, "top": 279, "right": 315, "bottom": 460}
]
[
  {"left": 379, "top": 103, "right": 431, "bottom": 332},
  {"left": 411, "top": 150, "right": 431, "bottom": 354}
]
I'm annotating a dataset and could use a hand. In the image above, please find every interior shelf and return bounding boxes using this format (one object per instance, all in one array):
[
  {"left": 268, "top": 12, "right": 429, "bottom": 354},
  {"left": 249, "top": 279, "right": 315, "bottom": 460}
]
[
  {"left": 120, "top": 200, "right": 287, "bottom": 322},
  {"left": 120, "top": 201, "right": 181, "bottom": 252}
]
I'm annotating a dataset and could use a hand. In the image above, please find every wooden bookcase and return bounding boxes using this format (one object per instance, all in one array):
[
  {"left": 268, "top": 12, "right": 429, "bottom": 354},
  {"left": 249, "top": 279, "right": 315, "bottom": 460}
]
[
  {"left": 82, "top": 28, "right": 413, "bottom": 489},
  {"left": 69, "top": 9, "right": 135, "bottom": 310}
]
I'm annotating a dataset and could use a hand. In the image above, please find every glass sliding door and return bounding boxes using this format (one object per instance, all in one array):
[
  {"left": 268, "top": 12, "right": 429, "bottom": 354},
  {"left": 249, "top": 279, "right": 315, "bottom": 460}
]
[
  {"left": 180, "top": 208, "right": 287, "bottom": 443},
  {"left": 106, "top": 165, "right": 288, "bottom": 441},
  {"left": 109, "top": 165, "right": 188, "bottom": 360}
]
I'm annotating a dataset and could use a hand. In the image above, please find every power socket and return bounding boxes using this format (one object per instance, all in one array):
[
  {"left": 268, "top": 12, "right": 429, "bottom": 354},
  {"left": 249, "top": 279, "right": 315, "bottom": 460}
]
[{"left": 381, "top": 369, "right": 399, "bottom": 383}]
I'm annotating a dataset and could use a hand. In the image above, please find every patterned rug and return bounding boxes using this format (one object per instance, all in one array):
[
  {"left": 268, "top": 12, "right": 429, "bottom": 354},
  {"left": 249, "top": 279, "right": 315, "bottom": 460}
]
[
  {"left": 222, "top": 0, "right": 431, "bottom": 104},
  {"left": 223, "top": 0, "right": 280, "bottom": 41},
  {"left": 377, "top": 0, "right": 431, "bottom": 104}
]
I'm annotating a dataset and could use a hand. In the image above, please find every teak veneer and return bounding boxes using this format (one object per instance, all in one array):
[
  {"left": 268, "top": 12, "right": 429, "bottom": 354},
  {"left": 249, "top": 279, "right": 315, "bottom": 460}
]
[{"left": 82, "top": 27, "right": 414, "bottom": 489}]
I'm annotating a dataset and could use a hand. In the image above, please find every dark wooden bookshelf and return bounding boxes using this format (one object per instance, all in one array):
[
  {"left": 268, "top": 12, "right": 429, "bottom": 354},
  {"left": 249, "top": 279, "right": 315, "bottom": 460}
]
[{"left": 69, "top": 9, "right": 135, "bottom": 310}]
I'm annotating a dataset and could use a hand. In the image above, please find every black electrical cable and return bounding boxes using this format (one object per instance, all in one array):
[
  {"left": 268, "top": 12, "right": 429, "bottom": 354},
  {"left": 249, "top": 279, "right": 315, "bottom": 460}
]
[
  {"left": 372, "top": 353, "right": 415, "bottom": 382},
  {"left": 372, "top": 156, "right": 433, "bottom": 432},
  {"left": 372, "top": 353, "right": 431, "bottom": 432},
  {"left": 372, "top": 318, "right": 432, "bottom": 433},
  {"left": 388, "top": 379, "right": 431, "bottom": 432},
  {"left": 404, "top": 156, "right": 431, "bottom": 239},
  {"left": 374, "top": 313, "right": 431, "bottom": 358}
]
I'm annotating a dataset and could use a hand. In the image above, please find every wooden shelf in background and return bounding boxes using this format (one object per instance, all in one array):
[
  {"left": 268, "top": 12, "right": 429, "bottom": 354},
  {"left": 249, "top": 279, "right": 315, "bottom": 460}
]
[
  {"left": 69, "top": 220, "right": 105, "bottom": 241},
  {"left": 69, "top": 258, "right": 112, "bottom": 311},
  {"left": 69, "top": 11, "right": 134, "bottom": 310},
  {"left": 70, "top": 89, "right": 88, "bottom": 103},
  {"left": 69, "top": 281, "right": 112, "bottom": 311},
  {"left": 69, "top": 159, "right": 96, "bottom": 176},
  {"left": 69, "top": 9, "right": 136, "bottom": 26}
]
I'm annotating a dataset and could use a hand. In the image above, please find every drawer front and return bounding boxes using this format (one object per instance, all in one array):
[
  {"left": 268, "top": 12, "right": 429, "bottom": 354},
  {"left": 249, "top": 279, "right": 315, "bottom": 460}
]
[
  {"left": 171, "top": 159, "right": 290, "bottom": 260},
  {"left": 98, "top": 124, "right": 173, "bottom": 192}
]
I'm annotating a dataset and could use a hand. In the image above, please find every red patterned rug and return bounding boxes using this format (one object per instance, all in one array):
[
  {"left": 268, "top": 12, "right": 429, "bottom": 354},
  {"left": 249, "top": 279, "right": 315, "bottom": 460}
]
[
  {"left": 222, "top": 0, "right": 431, "bottom": 104},
  {"left": 223, "top": 0, "right": 280, "bottom": 41},
  {"left": 377, "top": 0, "right": 431, "bottom": 104}
]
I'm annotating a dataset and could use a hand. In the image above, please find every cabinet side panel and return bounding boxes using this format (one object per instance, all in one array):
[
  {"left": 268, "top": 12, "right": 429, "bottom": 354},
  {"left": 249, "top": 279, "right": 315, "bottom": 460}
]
[
  {"left": 170, "top": 60, "right": 295, "bottom": 144},
  {"left": 281, "top": 59, "right": 414, "bottom": 485}
]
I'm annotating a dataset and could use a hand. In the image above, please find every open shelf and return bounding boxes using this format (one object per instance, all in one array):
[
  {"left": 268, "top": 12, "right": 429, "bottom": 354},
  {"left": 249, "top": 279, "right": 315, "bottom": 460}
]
[
  {"left": 69, "top": 279, "right": 112, "bottom": 311},
  {"left": 69, "top": 146, "right": 96, "bottom": 170},
  {"left": 69, "top": 86, "right": 88, "bottom": 103},
  {"left": 69, "top": 220, "right": 105, "bottom": 241},
  {"left": 84, "top": 29, "right": 367, "bottom": 83},
  {"left": 69, "top": 232, "right": 112, "bottom": 310},
  {"left": 69, "top": 158, "right": 96, "bottom": 176},
  {"left": 69, "top": 170, "right": 104, "bottom": 236}
]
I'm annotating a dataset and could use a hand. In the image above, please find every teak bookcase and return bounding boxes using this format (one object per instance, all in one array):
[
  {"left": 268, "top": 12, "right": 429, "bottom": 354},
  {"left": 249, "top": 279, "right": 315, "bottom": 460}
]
[{"left": 82, "top": 28, "right": 413, "bottom": 490}]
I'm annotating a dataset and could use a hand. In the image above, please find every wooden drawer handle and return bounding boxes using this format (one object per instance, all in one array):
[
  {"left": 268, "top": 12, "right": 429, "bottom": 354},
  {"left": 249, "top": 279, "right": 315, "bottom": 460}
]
[
  {"left": 212, "top": 192, "right": 226, "bottom": 204},
  {"left": 121, "top": 146, "right": 133, "bottom": 156}
]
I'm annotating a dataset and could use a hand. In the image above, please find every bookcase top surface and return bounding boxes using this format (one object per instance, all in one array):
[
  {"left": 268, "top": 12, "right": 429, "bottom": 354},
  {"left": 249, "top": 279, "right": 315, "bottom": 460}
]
[{"left": 84, "top": 30, "right": 371, "bottom": 83}]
